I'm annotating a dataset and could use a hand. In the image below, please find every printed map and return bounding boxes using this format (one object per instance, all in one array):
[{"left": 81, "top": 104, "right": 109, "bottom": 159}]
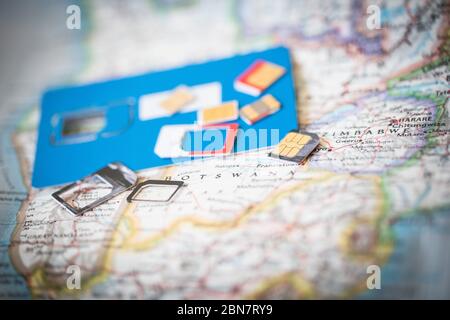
[{"left": 0, "top": 0, "right": 449, "bottom": 299}]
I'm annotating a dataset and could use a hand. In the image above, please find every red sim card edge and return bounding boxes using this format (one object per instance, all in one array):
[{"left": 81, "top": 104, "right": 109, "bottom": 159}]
[
  {"left": 188, "top": 123, "right": 239, "bottom": 156},
  {"left": 236, "top": 60, "right": 267, "bottom": 90}
]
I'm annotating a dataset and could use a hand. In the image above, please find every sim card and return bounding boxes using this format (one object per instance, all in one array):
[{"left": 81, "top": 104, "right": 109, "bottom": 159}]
[
  {"left": 234, "top": 60, "right": 286, "bottom": 96},
  {"left": 197, "top": 101, "right": 238, "bottom": 125},
  {"left": 154, "top": 123, "right": 238, "bottom": 158},
  {"left": 269, "top": 131, "right": 320, "bottom": 163},
  {"left": 159, "top": 86, "right": 195, "bottom": 115},
  {"left": 240, "top": 94, "right": 281, "bottom": 125},
  {"left": 52, "top": 162, "right": 137, "bottom": 216},
  {"left": 138, "top": 82, "right": 222, "bottom": 121}
]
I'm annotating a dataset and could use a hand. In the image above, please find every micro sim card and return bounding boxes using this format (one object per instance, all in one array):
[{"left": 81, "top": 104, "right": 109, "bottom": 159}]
[
  {"left": 234, "top": 60, "right": 286, "bottom": 96},
  {"left": 269, "top": 131, "right": 320, "bottom": 163},
  {"left": 197, "top": 101, "right": 238, "bottom": 125},
  {"left": 160, "top": 86, "right": 194, "bottom": 115},
  {"left": 240, "top": 94, "right": 281, "bottom": 125}
]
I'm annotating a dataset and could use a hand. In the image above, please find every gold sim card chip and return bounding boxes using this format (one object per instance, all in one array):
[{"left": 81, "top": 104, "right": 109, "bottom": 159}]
[
  {"left": 240, "top": 94, "right": 281, "bottom": 125},
  {"left": 269, "top": 131, "right": 320, "bottom": 163},
  {"left": 160, "top": 86, "right": 194, "bottom": 114},
  {"left": 197, "top": 100, "right": 238, "bottom": 125}
]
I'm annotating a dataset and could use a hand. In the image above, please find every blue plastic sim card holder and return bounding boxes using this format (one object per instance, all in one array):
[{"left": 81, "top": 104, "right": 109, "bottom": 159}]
[{"left": 33, "top": 46, "right": 297, "bottom": 188}]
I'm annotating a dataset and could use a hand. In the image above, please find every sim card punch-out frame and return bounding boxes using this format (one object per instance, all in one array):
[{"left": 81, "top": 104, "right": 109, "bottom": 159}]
[
  {"left": 52, "top": 162, "right": 137, "bottom": 216},
  {"left": 126, "top": 180, "right": 184, "bottom": 203}
]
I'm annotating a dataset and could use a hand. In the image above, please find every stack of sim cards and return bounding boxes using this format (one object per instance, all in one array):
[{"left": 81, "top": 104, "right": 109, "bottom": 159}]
[
  {"left": 154, "top": 59, "right": 288, "bottom": 159},
  {"left": 154, "top": 56, "right": 319, "bottom": 163},
  {"left": 235, "top": 60, "right": 285, "bottom": 125}
]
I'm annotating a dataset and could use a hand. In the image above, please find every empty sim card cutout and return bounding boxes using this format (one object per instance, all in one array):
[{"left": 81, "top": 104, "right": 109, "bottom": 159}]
[
  {"left": 127, "top": 180, "right": 184, "bottom": 203},
  {"left": 50, "top": 98, "right": 135, "bottom": 145},
  {"left": 52, "top": 162, "right": 137, "bottom": 215},
  {"left": 269, "top": 131, "right": 320, "bottom": 163}
]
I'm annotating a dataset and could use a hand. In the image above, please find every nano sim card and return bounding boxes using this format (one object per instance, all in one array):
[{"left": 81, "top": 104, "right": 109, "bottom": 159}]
[
  {"left": 197, "top": 101, "right": 238, "bottom": 125},
  {"left": 240, "top": 94, "right": 281, "bottom": 125},
  {"left": 160, "top": 86, "right": 194, "bottom": 115},
  {"left": 234, "top": 60, "right": 286, "bottom": 96},
  {"left": 269, "top": 131, "right": 320, "bottom": 163}
]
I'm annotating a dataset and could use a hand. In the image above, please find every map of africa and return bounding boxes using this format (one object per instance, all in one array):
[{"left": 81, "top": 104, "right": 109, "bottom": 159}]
[{"left": 0, "top": 0, "right": 449, "bottom": 299}]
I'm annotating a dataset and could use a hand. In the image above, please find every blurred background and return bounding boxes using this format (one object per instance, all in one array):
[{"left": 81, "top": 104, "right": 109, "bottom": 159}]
[{"left": 0, "top": 0, "right": 449, "bottom": 299}]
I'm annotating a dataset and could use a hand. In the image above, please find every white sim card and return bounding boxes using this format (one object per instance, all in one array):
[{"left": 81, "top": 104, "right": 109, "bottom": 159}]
[
  {"left": 154, "top": 123, "right": 239, "bottom": 159},
  {"left": 154, "top": 124, "right": 195, "bottom": 158},
  {"left": 139, "top": 82, "right": 222, "bottom": 121}
]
